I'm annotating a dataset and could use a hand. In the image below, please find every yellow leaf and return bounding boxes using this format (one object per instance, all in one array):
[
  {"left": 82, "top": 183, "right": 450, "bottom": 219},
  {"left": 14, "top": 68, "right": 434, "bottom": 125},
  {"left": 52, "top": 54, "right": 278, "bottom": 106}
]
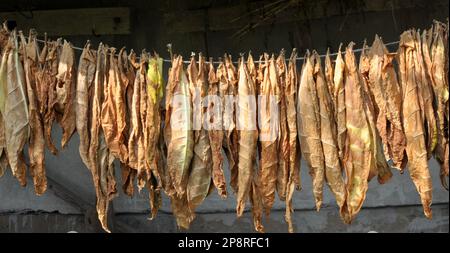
[
  {"left": 0, "top": 50, "right": 8, "bottom": 116},
  {"left": 147, "top": 56, "right": 164, "bottom": 104}
]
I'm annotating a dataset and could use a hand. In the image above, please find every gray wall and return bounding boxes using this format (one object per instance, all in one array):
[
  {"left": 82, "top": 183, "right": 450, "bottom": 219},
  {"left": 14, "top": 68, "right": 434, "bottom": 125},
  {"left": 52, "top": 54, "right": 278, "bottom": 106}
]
[{"left": 0, "top": 0, "right": 448, "bottom": 232}]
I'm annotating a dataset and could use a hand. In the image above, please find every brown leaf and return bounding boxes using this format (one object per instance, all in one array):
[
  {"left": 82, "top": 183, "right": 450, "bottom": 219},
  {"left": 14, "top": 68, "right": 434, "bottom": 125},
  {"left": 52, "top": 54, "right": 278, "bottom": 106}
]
[
  {"left": 88, "top": 44, "right": 118, "bottom": 233},
  {"left": 4, "top": 31, "right": 29, "bottom": 186},
  {"left": 276, "top": 52, "right": 289, "bottom": 202},
  {"left": 0, "top": 113, "right": 8, "bottom": 178},
  {"left": 236, "top": 56, "right": 258, "bottom": 217},
  {"left": 56, "top": 41, "right": 77, "bottom": 148},
  {"left": 398, "top": 31, "right": 433, "bottom": 218},
  {"left": 340, "top": 44, "right": 373, "bottom": 223},
  {"left": 297, "top": 52, "right": 325, "bottom": 211},
  {"left": 258, "top": 55, "right": 280, "bottom": 216},
  {"left": 207, "top": 60, "right": 227, "bottom": 198},
  {"left": 101, "top": 48, "right": 128, "bottom": 164},
  {"left": 224, "top": 55, "right": 240, "bottom": 195},
  {"left": 76, "top": 42, "right": 96, "bottom": 169},
  {"left": 284, "top": 50, "right": 300, "bottom": 232},
  {"left": 427, "top": 23, "right": 449, "bottom": 190},
  {"left": 20, "top": 31, "right": 47, "bottom": 195},
  {"left": 187, "top": 55, "right": 212, "bottom": 211},
  {"left": 333, "top": 45, "right": 347, "bottom": 162},
  {"left": 312, "top": 52, "right": 346, "bottom": 210},
  {"left": 217, "top": 58, "right": 238, "bottom": 193},
  {"left": 38, "top": 39, "right": 60, "bottom": 155},
  {"left": 166, "top": 56, "right": 194, "bottom": 198}
]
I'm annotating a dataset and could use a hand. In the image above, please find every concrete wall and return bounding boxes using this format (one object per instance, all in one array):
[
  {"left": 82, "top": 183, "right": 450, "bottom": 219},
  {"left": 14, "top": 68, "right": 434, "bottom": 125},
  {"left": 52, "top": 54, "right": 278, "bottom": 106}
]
[
  {"left": 0, "top": 0, "right": 448, "bottom": 232},
  {"left": 2, "top": 204, "right": 448, "bottom": 233}
]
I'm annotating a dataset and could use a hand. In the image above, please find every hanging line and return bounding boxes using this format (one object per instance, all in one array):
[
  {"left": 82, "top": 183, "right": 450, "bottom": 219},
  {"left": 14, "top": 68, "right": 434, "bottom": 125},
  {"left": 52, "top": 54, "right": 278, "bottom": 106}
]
[{"left": 30, "top": 35, "right": 400, "bottom": 64}]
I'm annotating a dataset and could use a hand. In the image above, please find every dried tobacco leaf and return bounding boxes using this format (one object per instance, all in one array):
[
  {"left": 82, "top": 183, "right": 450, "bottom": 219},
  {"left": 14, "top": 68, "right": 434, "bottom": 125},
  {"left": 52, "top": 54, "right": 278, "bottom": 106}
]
[
  {"left": 144, "top": 54, "right": 164, "bottom": 207},
  {"left": 368, "top": 36, "right": 406, "bottom": 170},
  {"left": 127, "top": 55, "right": 143, "bottom": 172},
  {"left": 0, "top": 41, "right": 7, "bottom": 114},
  {"left": 120, "top": 49, "right": 138, "bottom": 195},
  {"left": 236, "top": 56, "right": 258, "bottom": 217},
  {"left": 165, "top": 55, "right": 195, "bottom": 229},
  {"left": 20, "top": 31, "right": 47, "bottom": 195},
  {"left": 76, "top": 42, "right": 96, "bottom": 169},
  {"left": 55, "top": 41, "right": 77, "bottom": 148},
  {"left": 217, "top": 58, "right": 239, "bottom": 193},
  {"left": 333, "top": 45, "right": 347, "bottom": 162},
  {"left": 297, "top": 52, "right": 325, "bottom": 211},
  {"left": 136, "top": 53, "right": 150, "bottom": 190},
  {"left": 412, "top": 31, "right": 438, "bottom": 158},
  {"left": 0, "top": 33, "right": 8, "bottom": 177},
  {"left": 4, "top": 31, "right": 29, "bottom": 186},
  {"left": 246, "top": 54, "right": 264, "bottom": 232},
  {"left": 207, "top": 59, "right": 227, "bottom": 198},
  {"left": 398, "top": 31, "right": 433, "bottom": 218},
  {"left": 101, "top": 48, "right": 128, "bottom": 164},
  {"left": 166, "top": 55, "right": 194, "bottom": 197},
  {"left": 324, "top": 48, "right": 335, "bottom": 106},
  {"left": 284, "top": 50, "right": 300, "bottom": 233},
  {"left": 312, "top": 52, "right": 346, "bottom": 210},
  {"left": 187, "top": 55, "right": 212, "bottom": 210},
  {"left": 0, "top": 113, "right": 7, "bottom": 177},
  {"left": 428, "top": 23, "right": 449, "bottom": 190},
  {"left": 259, "top": 54, "right": 280, "bottom": 216},
  {"left": 88, "top": 44, "right": 118, "bottom": 233},
  {"left": 39, "top": 39, "right": 60, "bottom": 155},
  {"left": 224, "top": 55, "right": 240, "bottom": 195},
  {"left": 359, "top": 44, "right": 392, "bottom": 184},
  {"left": 340, "top": 43, "right": 373, "bottom": 223},
  {"left": 276, "top": 51, "right": 289, "bottom": 202}
]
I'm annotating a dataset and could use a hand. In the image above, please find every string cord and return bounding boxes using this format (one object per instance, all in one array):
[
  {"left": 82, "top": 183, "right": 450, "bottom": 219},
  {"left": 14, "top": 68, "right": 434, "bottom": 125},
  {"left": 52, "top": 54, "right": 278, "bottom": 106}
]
[{"left": 30, "top": 36, "right": 400, "bottom": 64}]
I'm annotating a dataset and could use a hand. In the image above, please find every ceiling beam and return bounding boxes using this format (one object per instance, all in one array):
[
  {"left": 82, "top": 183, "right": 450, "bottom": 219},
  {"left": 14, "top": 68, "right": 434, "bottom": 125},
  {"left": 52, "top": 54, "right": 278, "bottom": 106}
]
[
  {"left": 163, "top": 0, "right": 448, "bottom": 33},
  {"left": 47, "top": 176, "right": 133, "bottom": 233}
]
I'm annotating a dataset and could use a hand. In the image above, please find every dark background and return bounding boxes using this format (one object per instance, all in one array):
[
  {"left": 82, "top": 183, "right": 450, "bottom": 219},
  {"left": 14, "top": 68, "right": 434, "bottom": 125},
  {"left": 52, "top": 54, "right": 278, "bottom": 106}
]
[{"left": 1, "top": 0, "right": 448, "bottom": 59}]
